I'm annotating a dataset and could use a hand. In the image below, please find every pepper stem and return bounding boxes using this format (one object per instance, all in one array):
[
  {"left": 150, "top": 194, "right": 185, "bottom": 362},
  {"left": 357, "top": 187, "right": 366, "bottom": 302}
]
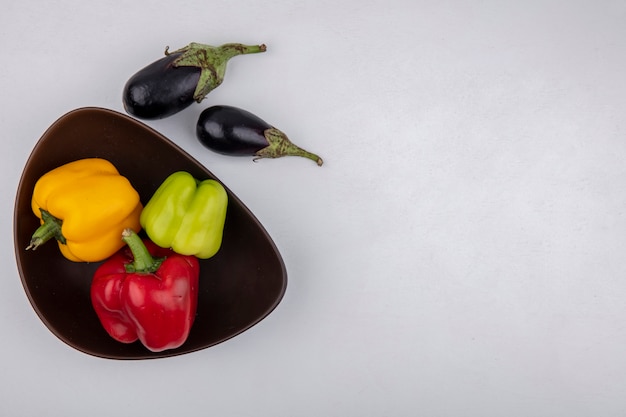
[
  {"left": 26, "top": 209, "right": 66, "bottom": 251},
  {"left": 122, "top": 229, "right": 164, "bottom": 274},
  {"left": 165, "top": 42, "right": 267, "bottom": 102},
  {"left": 256, "top": 127, "right": 323, "bottom": 166}
]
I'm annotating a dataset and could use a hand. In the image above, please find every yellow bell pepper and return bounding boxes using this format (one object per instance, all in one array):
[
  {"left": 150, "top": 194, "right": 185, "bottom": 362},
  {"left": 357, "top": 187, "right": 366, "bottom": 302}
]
[{"left": 27, "top": 158, "right": 143, "bottom": 262}]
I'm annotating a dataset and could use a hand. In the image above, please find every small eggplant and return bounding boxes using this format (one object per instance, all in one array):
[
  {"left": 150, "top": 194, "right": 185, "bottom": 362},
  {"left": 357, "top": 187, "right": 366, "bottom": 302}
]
[
  {"left": 196, "top": 105, "right": 323, "bottom": 166},
  {"left": 123, "top": 42, "right": 266, "bottom": 120}
]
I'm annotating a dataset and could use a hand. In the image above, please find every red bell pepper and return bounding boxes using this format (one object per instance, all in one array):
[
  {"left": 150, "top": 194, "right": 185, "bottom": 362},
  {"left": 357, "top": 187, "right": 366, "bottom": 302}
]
[{"left": 90, "top": 228, "right": 200, "bottom": 352}]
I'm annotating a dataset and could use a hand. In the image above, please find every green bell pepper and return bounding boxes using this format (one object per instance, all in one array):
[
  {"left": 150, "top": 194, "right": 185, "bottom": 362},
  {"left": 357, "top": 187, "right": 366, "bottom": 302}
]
[{"left": 140, "top": 171, "right": 228, "bottom": 259}]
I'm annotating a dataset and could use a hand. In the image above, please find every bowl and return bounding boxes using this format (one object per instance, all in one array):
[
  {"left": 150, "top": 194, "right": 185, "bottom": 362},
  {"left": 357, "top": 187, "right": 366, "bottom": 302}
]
[{"left": 13, "top": 107, "right": 287, "bottom": 360}]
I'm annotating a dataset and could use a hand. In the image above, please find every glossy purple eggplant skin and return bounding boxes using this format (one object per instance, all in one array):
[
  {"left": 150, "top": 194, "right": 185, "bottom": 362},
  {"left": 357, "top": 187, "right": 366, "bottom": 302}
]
[
  {"left": 196, "top": 105, "right": 324, "bottom": 165},
  {"left": 123, "top": 53, "right": 200, "bottom": 120},
  {"left": 196, "top": 105, "right": 270, "bottom": 155}
]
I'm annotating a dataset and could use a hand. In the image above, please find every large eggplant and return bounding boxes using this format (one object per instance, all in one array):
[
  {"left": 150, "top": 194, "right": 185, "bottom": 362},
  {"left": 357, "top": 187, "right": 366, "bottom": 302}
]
[
  {"left": 196, "top": 105, "right": 323, "bottom": 166},
  {"left": 123, "top": 43, "right": 266, "bottom": 120}
]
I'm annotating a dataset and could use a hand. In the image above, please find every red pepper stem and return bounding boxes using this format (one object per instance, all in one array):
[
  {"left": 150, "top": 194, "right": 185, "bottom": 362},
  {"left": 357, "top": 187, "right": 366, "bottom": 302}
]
[{"left": 122, "top": 228, "right": 164, "bottom": 274}]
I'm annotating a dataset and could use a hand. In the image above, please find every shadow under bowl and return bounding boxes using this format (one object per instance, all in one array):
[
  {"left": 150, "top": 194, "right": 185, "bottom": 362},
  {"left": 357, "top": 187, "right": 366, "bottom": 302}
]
[{"left": 13, "top": 107, "right": 287, "bottom": 360}]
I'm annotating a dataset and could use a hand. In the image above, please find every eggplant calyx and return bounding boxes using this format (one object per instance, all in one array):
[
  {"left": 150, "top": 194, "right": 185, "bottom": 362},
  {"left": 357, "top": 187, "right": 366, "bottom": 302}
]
[
  {"left": 164, "top": 42, "right": 267, "bottom": 103},
  {"left": 255, "top": 127, "right": 323, "bottom": 166}
]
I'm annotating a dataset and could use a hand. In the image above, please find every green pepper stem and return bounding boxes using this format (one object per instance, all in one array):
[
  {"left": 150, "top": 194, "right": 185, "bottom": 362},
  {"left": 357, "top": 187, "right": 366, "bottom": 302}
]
[
  {"left": 26, "top": 209, "right": 66, "bottom": 251},
  {"left": 256, "top": 127, "right": 323, "bottom": 166},
  {"left": 122, "top": 229, "right": 164, "bottom": 274}
]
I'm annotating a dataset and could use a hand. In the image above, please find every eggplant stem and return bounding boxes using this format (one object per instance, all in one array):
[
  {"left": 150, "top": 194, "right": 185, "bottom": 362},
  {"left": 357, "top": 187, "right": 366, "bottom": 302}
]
[
  {"left": 257, "top": 127, "right": 323, "bottom": 166},
  {"left": 165, "top": 42, "right": 267, "bottom": 102}
]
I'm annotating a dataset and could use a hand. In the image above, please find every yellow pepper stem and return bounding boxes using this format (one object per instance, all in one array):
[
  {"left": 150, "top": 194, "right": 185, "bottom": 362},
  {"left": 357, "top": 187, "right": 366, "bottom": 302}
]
[{"left": 26, "top": 209, "right": 66, "bottom": 251}]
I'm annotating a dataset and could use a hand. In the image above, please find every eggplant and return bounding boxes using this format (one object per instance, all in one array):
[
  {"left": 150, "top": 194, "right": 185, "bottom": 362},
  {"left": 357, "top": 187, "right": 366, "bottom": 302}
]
[
  {"left": 123, "top": 42, "right": 267, "bottom": 120},
  {"left": 196, "top": 105, "right": 323, "bottom": 166}
]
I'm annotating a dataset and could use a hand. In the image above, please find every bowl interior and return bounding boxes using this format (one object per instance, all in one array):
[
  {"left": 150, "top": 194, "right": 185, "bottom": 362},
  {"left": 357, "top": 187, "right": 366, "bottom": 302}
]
[{"left": 14, "top": 107, "right": 287, "bottom": 359}]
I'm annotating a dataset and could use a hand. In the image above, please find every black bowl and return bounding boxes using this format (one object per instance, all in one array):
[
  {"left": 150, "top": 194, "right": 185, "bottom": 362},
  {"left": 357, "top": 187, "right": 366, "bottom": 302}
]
[{"left": 14, "top": 107, "right": 287, "bottom": 359}]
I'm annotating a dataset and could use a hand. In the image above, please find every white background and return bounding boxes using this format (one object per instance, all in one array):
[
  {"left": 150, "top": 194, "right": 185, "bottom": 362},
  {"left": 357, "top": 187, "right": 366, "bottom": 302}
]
[{"left": 2, "top": 1, "right": 626, "bottom": 415}]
